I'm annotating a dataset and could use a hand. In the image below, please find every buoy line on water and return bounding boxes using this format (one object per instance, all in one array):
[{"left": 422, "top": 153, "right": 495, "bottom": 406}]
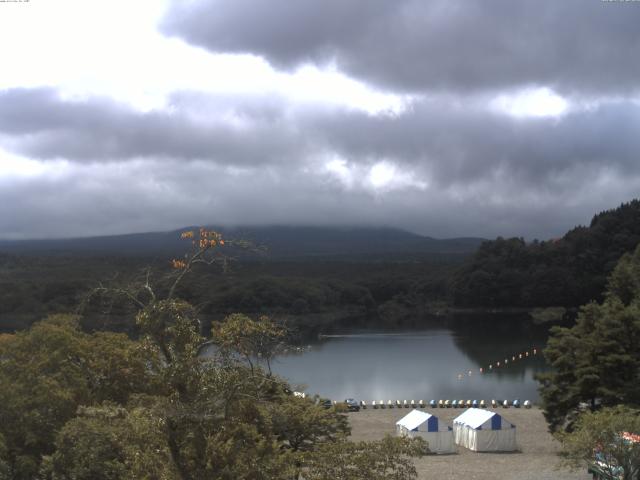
[{"left": 455, "top": 346, "right": 540, "bottom": 381}]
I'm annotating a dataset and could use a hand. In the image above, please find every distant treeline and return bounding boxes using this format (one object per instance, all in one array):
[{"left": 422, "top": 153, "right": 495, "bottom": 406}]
[
  {"left": 451, "top": 200, "right": 640, "bottom": 308},
  {"left": 0, "top": 255, "right": 457, "bottom": 333},
  {"left": 2, "top": 200, "right": 640, "bottom": 334}
]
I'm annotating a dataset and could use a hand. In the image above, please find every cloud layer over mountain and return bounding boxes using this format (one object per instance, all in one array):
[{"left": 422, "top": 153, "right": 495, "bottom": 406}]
[{"left": 1, "top": 0, "right": 639, "bottom": 239}]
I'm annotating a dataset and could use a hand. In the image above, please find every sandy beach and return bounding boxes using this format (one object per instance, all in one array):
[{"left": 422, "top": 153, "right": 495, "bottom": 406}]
[{"left": 348, "top": 406, "right": 591, "bottom": 480}]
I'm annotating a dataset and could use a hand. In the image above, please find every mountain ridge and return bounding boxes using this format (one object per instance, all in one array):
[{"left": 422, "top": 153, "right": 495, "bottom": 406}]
[{"left": 0, "top": 225, "right": 486, "bottom": 259}]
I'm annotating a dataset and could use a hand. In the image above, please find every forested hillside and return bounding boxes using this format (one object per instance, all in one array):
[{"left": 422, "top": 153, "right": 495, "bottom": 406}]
[
  {"left": 451, "top": 200, "right": 640, "bottom": 308},
  {"left": 0, "top": 226, "right": 477, "bottom": 334},
  {"left": 0, "top": 254, "right": 458, "bottom": 335},
  {"left": 2, "top": 201, "right": 640, "bottom": 335}
]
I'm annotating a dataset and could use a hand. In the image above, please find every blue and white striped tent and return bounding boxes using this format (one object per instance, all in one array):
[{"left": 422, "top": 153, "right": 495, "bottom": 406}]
[
  {"left": 453, "top": 408, "right": 517, "bottom": 451},
  {"left": 396, "top": 409, "right": 455, "bottom": 454}
]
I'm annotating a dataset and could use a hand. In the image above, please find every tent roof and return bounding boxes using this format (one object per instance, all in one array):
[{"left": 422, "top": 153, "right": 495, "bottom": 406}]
[
  {"left": 396, "top": 410, "right": 433, "bottom": 431},
  {"left": 454, "top": 408, "right": 499, "bottom": 429}
]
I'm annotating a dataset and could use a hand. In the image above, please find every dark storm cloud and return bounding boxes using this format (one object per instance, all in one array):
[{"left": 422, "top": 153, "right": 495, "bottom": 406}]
[
  {"left": 2, "top": 86, "right": 640, "bottom": 239},
  {"left": 1, "top": 154, "right": 636, "bottom": 240},
  {"left": 161, "top": 0, "right": 640, "bottom": 95},
  {"left": 305, "top": 99, "right": 640, "bottom": 186},
  {"left": 2, "top": 87, "right": 640, "bottom": 191},
  {"left": 0, "top": 88, "right": 304, "bottom": 164}
]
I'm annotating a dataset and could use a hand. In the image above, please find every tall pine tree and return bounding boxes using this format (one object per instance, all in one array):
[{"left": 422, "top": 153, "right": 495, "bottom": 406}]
[{"left": 538, "top": 244, "right": 640, "bottom": 431}]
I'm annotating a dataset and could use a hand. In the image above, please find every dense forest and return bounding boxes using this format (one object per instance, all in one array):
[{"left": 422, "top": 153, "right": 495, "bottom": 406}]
[
  {"left": 0, "top": 227, "right": 472, "bottom": 334},
  {"left": 1, "top": 201, "right": 640, "bottom": 335},
  {"left": 538, "top": 243, "right": 640, "bottom": 431},
  {"left": 0, "top": 254, "right": 458, "bottom": 335},
  {"left": 0, "top": 240, "right": 428, "bottom": 479},
  {"left": 452, "top": 200, "right": 640, "bottom": 308},
  {"left": 535, "top": 244, "right": 640, "bottom": 478}
]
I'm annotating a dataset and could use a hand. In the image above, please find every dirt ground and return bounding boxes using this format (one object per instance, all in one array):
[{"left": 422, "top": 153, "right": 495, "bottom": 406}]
[{"left": 347, "top": 406, "right": 591, "bottom": 480}]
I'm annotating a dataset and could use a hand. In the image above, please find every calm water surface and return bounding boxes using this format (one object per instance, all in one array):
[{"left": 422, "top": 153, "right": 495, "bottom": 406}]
[{"left": 271, "top": 327, "right": 548, "bottom": 403}]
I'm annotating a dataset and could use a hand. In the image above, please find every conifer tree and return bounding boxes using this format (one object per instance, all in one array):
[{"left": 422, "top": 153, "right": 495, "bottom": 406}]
[{"left": 538, "top": 245, "right": 640, "bottom": 431}]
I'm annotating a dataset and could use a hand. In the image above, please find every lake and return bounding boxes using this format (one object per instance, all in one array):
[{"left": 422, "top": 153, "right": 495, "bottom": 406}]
[{"left": 271, "top": 319, "right": 550, "bottom": 403}]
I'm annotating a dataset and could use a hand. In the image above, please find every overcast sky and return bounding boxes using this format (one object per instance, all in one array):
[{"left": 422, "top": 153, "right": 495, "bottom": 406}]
[{"left": 1, "top": 0, "right": 639, "bottom": 240}]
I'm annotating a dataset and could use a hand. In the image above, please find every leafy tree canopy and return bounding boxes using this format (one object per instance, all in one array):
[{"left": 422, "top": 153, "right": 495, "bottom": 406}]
[
  {"left": 538, "top": 244, "right": 640, "bottom": 431},
  {"left": 0, "top": 315, "right": 152, "bottom": 480},
  {"left": 0, "top": 229, "right": 426, "bottom": 479},
  {"left": 558, "top": 406, "right": 640, "bottom": 480}
]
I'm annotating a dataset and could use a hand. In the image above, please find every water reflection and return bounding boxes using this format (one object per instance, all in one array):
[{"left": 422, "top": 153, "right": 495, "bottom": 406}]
[{"left": 271, "top": 327, "right": 549, "bottom": 402}]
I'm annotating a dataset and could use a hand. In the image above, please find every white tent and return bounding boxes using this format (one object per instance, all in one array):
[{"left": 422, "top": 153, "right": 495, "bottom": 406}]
[
  {"left": 396, "top": 409, "right": 455, "bottom": 454},
  {"left": 453, "top": 408, "right": 517, "bottom": 452}
]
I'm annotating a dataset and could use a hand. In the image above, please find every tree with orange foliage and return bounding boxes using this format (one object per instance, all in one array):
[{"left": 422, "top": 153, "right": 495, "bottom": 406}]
[
  {"left": 83, "top": 227, "right": 232, "bottom": 314},
  {"left": 167, "top": 227, "right": 228, "bottom": 300}
]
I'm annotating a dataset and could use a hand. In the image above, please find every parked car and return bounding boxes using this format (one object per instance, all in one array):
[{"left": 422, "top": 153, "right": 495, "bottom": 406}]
[
  {"left": 344, "top": 398, "right": 360, "bottom": 412},
  {"left": 320, "top": 399, "right": 333, "bottom": 409}
]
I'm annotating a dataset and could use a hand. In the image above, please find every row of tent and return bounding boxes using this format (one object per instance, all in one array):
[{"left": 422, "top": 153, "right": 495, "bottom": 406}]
[{"left": 396, "top": 408, "right": 517, "bottom": 454}]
